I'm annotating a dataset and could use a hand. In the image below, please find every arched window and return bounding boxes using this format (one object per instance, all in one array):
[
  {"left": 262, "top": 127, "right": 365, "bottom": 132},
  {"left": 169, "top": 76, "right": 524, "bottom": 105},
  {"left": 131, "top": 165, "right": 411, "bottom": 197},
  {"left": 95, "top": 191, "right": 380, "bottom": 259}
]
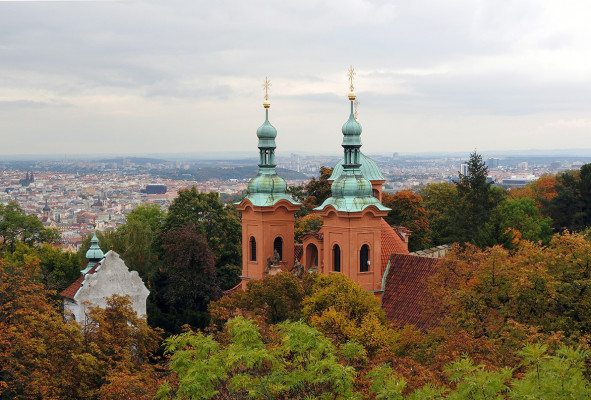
[
  {"left": 250, "top": 236, "right": 257, "bottom": 261},
  {"left": 360, "top": 244, "right": 370, "bottom": 272},
  {"left": 333, "top": 244, "right": 341, "bottom": 272},
  {"left": 372, "top": 188, "right": 379, "bottom": 198},
  {"left": 273, "top": 237, "right": 283, "bottom": 260},
  {"left": 305, "top": 243, "right": 318, "bottom": 268}
]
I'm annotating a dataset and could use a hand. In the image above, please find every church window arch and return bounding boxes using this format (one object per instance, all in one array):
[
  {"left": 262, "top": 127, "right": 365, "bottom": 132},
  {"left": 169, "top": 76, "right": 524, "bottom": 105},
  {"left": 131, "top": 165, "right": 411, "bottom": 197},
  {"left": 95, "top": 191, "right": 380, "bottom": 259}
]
[
  {"left": 250, "top": 236, "right": 257, "bottom": 261},
  {"left": 273, "top": 237, "right": 283, "bottom": 260},
  {"left": 333, "top": 244, "right": 341, "bottom": 272},
  {"left": 360, "top": 244, "right": 370, "bottom": 272}
]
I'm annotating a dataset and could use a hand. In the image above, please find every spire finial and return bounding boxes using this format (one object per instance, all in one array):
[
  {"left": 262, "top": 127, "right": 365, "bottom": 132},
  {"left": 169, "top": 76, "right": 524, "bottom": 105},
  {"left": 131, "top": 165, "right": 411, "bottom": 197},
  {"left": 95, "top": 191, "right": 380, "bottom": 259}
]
[
  {"left": 263, "top": 77, "right": 271, "bottom": 109},
  {"left": 347, "top": 66, "right": 356, "bottom": 100},
  {"left": 354, "top": 99, "right": 360, "bottom": 121}
]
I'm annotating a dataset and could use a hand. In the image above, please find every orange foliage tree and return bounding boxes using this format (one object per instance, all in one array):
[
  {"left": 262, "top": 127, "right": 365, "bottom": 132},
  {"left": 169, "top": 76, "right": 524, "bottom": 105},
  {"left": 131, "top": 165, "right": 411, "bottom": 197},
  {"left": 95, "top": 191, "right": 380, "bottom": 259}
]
[{"left": 382, "top": 190, "right": 431, "bottom": 251}]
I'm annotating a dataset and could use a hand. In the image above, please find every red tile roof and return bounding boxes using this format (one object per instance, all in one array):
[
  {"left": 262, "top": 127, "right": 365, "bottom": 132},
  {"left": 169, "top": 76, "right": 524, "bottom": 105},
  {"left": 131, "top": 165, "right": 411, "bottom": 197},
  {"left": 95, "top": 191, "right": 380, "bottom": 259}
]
[
  {"left": 60, "top": 263, "right": 100, "bottom": 300},
  {"left": 380, "top": 218, "right": 409, "bottom": 275},
  {"left": 382, "top": 253, "right": 442, "bottom": 331}
]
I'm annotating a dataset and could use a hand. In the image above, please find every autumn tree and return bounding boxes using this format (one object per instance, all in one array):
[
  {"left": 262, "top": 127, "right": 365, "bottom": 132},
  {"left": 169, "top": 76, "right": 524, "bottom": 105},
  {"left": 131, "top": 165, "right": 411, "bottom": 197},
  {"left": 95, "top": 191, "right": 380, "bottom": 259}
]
[
  {"left": 161, "top": 187, "right": 241, "bottom": 290},
  {"left": 150, "top": 224, "right": 221, "bottom": 332},
  {"left": 84, "top": 295, "right": 162, "bottom": 399},
  {"left": 294, "top": 213, "right": 323, "bottom": 243},
  {"left": 0, "top": 259, "right": 98, "bottom": 399},
  {"left": 210, "top": 272, "right": 315, "bottom": 326},
  {"left": 382, "top": 190, "right": 431, "bottom": 251}
]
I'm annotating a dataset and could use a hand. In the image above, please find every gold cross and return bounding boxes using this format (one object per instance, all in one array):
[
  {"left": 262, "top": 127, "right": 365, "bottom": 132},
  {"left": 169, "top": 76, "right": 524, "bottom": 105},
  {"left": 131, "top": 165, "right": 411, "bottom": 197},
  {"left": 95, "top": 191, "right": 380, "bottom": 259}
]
[
  {"left": 263, "top": 77, "right": 271, "bottom": 101},
  {"left": 354, "top": 99, "right": 360, "bottom": 121},
  {"left": 347, "top": 66, "right": 355, "bottom": 92}
]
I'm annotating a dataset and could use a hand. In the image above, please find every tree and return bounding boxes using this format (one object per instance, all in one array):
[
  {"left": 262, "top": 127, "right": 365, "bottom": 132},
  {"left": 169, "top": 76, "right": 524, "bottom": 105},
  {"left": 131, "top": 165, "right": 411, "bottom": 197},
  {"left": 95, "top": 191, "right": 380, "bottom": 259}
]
[
  {"left": 0, "top": 259, "right": 99, "bottom": 399},
  {"left": 3, "top": 242, "right": 81, "bottom": 294},
  {"left": 303, "top": 166, "right": 333, "bottom": 210},
  {"left": 477, "top": 198, "right": 554, "bottom": 248},
  {"left": 0, "top": 202, "right": 59, "bottom": 252},
  {"left": 150, "top": 225, "right": 221, "bottom": 332},
  {"left": 294, "top": 214, "right": 323, "bottom": 243},
  {"left": 302, "top": 273, "right": 392, "bottom": 354},
  {"left": 209, "top": 272, "right": 314, "bottom": 325},
  {"left": 382, "top": 190, "right": 431, "bottom": 251},
  {"left": 157, "top": 316, "right": 358, "bottom": 400},
  {"left": 454, "top": 152, "right": 504, "bottom": 245},
  {"left": 84, "top": 295, "right": 162, "bottom": 385},
  {"left": 162, "top": 187, "right": 241, "bottom": 290},
  {"left": 422, "top": 183, "right": 461, "bottom": 245}
]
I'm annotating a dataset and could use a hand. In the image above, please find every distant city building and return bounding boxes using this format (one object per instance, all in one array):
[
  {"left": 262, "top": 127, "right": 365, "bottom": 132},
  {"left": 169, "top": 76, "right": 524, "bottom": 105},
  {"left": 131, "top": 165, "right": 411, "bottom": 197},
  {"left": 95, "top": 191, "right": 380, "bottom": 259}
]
[
  {"left": 460, "top": 163, "right": 469, "bottom": 177},
  {"left": 517, "top": 161, "right": 528, "bottom": 170},
  {"left": 501, "top": 175, "right": 536, "bottom": 189},
  {"left": 487, "top": 158, "right": 499, "bottom": 168},
  {"left": 142, "top": 184, "right": 167, "bottom": 194}
]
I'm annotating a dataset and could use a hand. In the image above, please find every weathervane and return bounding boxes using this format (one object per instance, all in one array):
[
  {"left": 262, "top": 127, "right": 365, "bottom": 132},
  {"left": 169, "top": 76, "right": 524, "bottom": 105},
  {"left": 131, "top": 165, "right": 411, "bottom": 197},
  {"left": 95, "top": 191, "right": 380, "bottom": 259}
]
[
  {"left": 347, "top": 66, "right": 355, "bottom": 92},
  {"left": 347, "top": 66, "right": 356, "bottom": 101},
  {"left": 263, "top": 77, "right": 271, "bottom": 101},
  {"left": 354, "top": 99, "right": 360, "bottom": 121},
  {"left": 263, "top": 77, "right": 271, "bottom": 108}
]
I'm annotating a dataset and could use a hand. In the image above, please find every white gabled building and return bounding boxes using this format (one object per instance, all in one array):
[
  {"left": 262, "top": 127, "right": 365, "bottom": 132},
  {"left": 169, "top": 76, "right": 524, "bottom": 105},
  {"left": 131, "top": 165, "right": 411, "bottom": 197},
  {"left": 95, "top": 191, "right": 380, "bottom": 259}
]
[{"left": 61, "top": 232, "right": 149, "bottom": 325}]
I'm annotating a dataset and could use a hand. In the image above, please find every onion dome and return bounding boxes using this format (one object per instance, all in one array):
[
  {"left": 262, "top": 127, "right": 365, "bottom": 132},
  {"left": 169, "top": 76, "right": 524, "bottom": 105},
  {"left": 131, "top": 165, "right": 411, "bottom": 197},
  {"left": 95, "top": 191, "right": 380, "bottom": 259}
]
[
  {"left": 329, "top": 152, "right": 385, "bottom": 182},
  {"left": 256, "top": 109, "right": 278, "bottom": 149},
  {"left": 84, "top": 231, "right": 104, "bottom": 271},
  {"left": 341, "top": 100, "right": 362, "bottom": 146},
  {"left": 43, "top": 199, "right": 51, "bottom": 212}
]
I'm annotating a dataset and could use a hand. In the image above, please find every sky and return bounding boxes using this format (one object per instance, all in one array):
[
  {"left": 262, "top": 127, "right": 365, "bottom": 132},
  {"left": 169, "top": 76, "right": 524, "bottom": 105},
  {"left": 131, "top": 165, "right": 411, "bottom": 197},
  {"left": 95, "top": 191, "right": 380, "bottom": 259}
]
[{"left": 1, "top": 0, "right": 590, "bottom": 157}]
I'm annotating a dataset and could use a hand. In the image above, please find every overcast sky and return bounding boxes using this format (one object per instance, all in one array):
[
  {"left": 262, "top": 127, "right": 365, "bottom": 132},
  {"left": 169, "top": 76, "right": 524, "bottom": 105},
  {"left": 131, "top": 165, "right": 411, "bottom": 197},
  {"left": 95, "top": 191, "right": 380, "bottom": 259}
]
[{"left": 1, "top": 0, "right": 590, "bottom": 157}]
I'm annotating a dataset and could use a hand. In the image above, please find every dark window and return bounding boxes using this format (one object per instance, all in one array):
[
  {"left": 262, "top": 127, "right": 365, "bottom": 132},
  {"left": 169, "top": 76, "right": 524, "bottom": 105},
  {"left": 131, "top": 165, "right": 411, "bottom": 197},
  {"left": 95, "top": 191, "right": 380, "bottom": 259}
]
[
  {"left": 333, "top": 244, "right": 341, "bottom": 272},
  {"left": 274, "top": 237, "right": 283, "bottom": 260},
  {"left": 360, "top": 244, "right": 370, "bottom": 272},
  {"left": 250, "top": 236, "right": 257, "bottom": 261}
]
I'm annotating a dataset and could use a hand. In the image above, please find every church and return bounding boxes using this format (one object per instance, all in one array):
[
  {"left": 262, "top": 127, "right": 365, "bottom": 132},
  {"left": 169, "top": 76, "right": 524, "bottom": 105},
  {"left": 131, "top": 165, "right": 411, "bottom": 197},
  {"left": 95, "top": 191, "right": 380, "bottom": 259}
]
[{"left": 236, "top": 70, "right": 437, "bottom": 312}]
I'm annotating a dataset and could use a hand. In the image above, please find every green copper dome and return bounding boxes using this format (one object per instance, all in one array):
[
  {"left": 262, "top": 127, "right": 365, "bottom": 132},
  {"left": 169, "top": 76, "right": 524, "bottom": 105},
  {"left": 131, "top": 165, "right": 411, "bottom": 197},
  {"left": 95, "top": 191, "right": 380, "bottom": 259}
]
[
  {"left": 329, "top": 152, "right": 385, "bottom": 182},
  {"left": 341, "top": 101, "right": 362, "bottom": 146},
  {"left": 85, "top": 231, "right": 104, "bottom": 261},
  {"left": 256, "top": 109, "right": 277, "bottom": 148}
]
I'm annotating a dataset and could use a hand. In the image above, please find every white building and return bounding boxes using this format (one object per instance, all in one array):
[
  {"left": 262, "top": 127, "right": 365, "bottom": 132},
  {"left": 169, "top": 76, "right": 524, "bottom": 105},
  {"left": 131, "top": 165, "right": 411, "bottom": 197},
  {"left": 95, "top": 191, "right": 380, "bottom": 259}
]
[{"left": 61, "top": 232, "right": 149, "bottom": 325}]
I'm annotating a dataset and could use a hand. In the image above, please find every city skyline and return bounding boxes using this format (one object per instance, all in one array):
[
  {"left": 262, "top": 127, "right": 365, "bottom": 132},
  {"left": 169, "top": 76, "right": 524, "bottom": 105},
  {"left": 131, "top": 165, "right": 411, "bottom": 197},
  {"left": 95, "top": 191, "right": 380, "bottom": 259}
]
[{"left": 1, "top": 1, "right": 590, "bottom": 156}]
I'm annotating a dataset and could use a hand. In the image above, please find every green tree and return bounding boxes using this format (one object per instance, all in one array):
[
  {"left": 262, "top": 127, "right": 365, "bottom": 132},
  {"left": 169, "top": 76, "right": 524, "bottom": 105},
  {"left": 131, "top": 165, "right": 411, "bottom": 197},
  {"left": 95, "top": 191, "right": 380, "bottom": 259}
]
[
  {"left": 510, "top": 344, "right": 591, "bottom": 399},
  {"left": 422, "top": 183, "right": 460, "bottom": 245},
  {"left": 0, "top": 202, "right": 59, "bottom": 252},
  {"left": 157, "top": 316, "right": 358, "bottom": 400},
  {"left": 3, "top": 242, "right": 81, "bottom": 294},
  {"left": 455, "top": 152, "right": 504, "bottom": 245},
  {"left": 478, "top": 198, "right": 554, "bottom": 248}
]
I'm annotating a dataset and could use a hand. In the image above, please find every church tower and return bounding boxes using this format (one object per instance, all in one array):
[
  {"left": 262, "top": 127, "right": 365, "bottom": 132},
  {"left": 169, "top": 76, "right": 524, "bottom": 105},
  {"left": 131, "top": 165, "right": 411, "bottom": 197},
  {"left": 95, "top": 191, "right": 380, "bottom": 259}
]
[
  {"left": 308, "top": 67, "right": 391, "bottom": 293},
  {"left": 236, "top": 79, "right": 300, "bottom": 287}
]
